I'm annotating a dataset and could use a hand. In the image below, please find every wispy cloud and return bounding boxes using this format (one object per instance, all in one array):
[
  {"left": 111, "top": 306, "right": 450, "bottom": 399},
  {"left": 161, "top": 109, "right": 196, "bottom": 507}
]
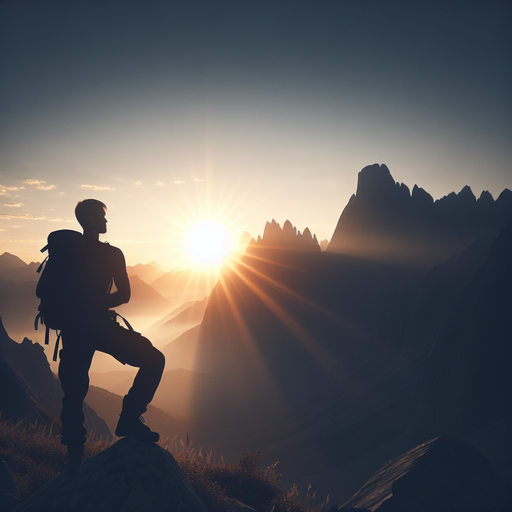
[
  {"left": 194, "top": 178, "right": 204, "bottom": 182},
  {"left": 23, "top": 179, "right": 56, "bottom": 190},
  {"left": 173, "top": 180, "right": 185, "bottom": 185},
  {"left": 156, "top": 181, "right": 165, "bottom": 186},
  {"left": 0, "top": 185, "right": 25, "bottom": 191},
  {"left": 135, "top": 180, "right": 142, "bottom": 185},
  {"left": 4, "top": 202, "right": 22, "bottom": 207},
  {"left": 0, "top": 212, "right": 71, "bottom": 222},
  {"left": 1, "top": 184, "right": 24, "bottom": 196},
  {"left": 1, "top": 212, "right": 46, "bottom": 220},
  {"left": 80, "top": 184, "right": 115, "bottom": 191}
]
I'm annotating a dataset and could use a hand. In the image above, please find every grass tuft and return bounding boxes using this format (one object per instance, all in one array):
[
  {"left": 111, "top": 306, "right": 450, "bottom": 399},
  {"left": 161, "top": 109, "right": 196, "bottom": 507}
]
[{"left": 1, "top": 419, "right": 325, "bottom": 511}]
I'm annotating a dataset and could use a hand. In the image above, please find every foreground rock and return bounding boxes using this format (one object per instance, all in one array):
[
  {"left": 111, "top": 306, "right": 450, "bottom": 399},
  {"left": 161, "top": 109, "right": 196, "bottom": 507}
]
[
  {"left": 340, "top": 436, "right": 511, "bottom": 512},
  {"left": 14, "top": 438, "right": 208, "bottom": 512}
]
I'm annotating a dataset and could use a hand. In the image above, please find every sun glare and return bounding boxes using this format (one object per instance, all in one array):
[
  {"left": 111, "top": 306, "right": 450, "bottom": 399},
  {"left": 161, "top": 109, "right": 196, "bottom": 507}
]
[{"left": 187, "top": 222, "right": 229, "bottom": 266}]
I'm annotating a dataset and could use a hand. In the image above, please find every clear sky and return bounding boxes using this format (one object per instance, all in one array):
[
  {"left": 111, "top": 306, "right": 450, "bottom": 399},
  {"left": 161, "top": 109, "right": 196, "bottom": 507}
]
[{"left": 1, "top": 0, "right": 511, "bottom": 268}]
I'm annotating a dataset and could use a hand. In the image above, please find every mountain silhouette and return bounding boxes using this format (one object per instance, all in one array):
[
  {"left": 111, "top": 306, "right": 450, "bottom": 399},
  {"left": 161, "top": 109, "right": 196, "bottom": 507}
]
[
  {"left": 0, "top": 318, "right": 111, "bottom": 441},
  {"left": 127, "top": 262, "right": 165, "bottom": 285},
  {"left": 84, "top": 384, "right": 204, "bottom": 449},
  {"left": 0, "top": 253, "right": 40, "bottom": 283},
  {"left": 327, "top": 163, "right": 512, "bottom": 269},
  {"left": 144, "top": 297, "right": 208, "bottom": 345},
  {"left": 414, "top": 219, "right": 512, "bottom": 434},
  {"left": 0, "top": 278, "right": 39, "bottom": 340},
  {"left": 155, "top": 165, "right": 512, "bottom": 502},
  {"left": 114, "top": 274, "right": 174, "bottom": 330},
  {"left": 150, "top": 269, "right": 217, "bottom": 303}
]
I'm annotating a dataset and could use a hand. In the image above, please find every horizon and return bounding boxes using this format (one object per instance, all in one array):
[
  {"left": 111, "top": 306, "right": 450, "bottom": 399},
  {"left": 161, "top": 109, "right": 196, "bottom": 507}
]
[
  {"left": 1, "top": 1, "right": 511, "bottom": 267},
  {"left": 1, "top": 171, "right": 510, "bottom": 269}
]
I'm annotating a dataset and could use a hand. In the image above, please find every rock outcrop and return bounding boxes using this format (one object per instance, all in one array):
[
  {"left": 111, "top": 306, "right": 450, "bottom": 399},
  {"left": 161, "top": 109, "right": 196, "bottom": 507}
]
[
  {"left": 328, "top": 163, "right": 512, "bottom": 269},
  {"left": 14, "top": 438, "right": 209, "bottom": 512},
  {"left": 255, "top": 219, "right": 321, "bottom": 251},
  {"left": 340, "top": 436, "right": 511, "bottom": 512}
]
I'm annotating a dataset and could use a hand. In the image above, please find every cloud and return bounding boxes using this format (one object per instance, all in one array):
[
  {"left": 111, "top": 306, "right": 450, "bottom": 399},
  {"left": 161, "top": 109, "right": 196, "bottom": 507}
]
[
  {"left": 23, "top": 179, "right": 56, "bottom": 190},
  {"left": 135, "top": 180, "right": 142, "bottom": 185},
  {"left": 0, "top": 185, "right": 25, "bottom": 191},
  {"left": 4, "top": 202, "right": 22, "bottom": 207},
  {"left": 80, "top": 184, "right": 115, "bottom": 191},
  {"left": 173, "top": 180, "right": 185, "bottom": 185},
  {"left": 0, "top": 212, "right": 71, "bottom": 222},
  {"left": 194, "top": 178, "right": 204, "bottom": 182},
  {"left": 0, "top": 212, "right": 47, "bottom": 220},
  {"left": 156, "top": 181, "right": 165, "bottom": 186}
]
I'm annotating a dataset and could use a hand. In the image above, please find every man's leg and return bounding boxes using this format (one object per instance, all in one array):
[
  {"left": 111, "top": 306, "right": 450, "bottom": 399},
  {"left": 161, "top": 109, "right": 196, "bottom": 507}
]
[
  {"left": 96, "top": 322, "right": 165, "bottom": 441},
  {"left": 58, "top": 335, "right": 94, "bottom": 474}
]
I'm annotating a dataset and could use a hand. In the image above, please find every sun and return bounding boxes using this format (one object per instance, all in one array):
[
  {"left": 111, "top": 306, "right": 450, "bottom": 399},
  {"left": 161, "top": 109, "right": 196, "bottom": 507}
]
[{"left": 187, "top": 222, "right": 230, "bottom": 266}]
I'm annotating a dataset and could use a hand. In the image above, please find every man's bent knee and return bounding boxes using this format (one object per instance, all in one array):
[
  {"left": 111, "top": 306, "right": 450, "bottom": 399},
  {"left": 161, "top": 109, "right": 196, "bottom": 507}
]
[{"left": 152, "top": 348, "right": 165, "bottom": 372}]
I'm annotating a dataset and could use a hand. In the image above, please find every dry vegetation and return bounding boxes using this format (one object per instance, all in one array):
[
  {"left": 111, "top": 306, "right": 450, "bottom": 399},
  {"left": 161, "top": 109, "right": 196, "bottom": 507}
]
[{"left": 0, "top": 420, "right": 327, "bottom": 511}]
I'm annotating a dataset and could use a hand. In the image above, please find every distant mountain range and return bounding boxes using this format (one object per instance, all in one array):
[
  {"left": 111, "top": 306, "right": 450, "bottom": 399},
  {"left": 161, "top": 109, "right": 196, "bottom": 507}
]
[
  {"left": 1, "top": 163, "right": 510, "bottom": 505},
  {"left": 157, "top": 164, "right": 512, "bottom": 502},
  {"left": 328, "top": 163, "right": 512, "bottom": 268},
  {"left": 0, "top": 253, "right": 216, "bottom": 340}
]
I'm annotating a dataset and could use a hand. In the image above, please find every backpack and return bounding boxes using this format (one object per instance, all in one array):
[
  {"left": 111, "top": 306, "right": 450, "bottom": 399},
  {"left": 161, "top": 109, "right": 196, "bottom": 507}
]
[
  {"left": 34, "top": 229, "right": 134, "bottom": 361},
  {"left": 34, "top": 229, "right": 85, "bottom": 361}
]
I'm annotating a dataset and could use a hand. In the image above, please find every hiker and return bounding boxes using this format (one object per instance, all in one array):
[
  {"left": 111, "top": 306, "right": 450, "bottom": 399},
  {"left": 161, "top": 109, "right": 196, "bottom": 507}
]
[{"left": 56, "top": 199, "right": 165, "bottom": 474}]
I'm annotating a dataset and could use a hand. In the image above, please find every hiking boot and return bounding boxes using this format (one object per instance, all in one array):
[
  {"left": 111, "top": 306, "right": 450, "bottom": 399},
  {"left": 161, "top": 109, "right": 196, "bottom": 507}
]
[
  {"left": 65, "top": 444, "right": 84, "bottom": 476},
  {"left": 115, "top": 414, "right": 160, "bottom": 443}
]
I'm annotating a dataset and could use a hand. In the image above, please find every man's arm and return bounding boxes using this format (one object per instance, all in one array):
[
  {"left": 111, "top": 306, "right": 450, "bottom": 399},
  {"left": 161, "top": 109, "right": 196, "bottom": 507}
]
[{"left": 105, "top": 248, "right": 131, "bottom": 309}]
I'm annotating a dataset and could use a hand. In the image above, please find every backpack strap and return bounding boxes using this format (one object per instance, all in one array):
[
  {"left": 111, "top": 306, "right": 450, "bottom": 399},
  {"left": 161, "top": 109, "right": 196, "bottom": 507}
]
[
  {"left": 36, "top": 255, "right": 49, "bottom": 274},
  {"left": 35, "top": 313, "right": 60, "bottom": 361},
  {"left": 111, "top": 311, "right": 134, "bottom": 331},
  {"left": 53, "top": 331, "right": 62, "bottom": 362},
  {"left": 34, "top": 310, "right": 43, "bottom": 331}
]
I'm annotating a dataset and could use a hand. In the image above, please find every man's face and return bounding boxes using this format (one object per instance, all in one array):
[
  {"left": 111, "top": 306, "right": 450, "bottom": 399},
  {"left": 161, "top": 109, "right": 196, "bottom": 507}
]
[{"left": 90, "top": 208, "right": 107, "bottom": 234}]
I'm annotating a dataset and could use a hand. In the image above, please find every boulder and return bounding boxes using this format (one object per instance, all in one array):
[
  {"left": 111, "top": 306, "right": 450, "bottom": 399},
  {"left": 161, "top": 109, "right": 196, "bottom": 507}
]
[
  {"left": 14, "top": 438, "right": 209, "bottom": 512},
  {"left": 340, "top": 436, "right": 511, "bottom": 512}
]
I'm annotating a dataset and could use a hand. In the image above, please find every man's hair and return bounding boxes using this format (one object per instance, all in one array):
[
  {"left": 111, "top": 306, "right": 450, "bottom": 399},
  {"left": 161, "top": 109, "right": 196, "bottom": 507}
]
[{"left": 75, "top": 199, "right": 107, "bottom": 228}]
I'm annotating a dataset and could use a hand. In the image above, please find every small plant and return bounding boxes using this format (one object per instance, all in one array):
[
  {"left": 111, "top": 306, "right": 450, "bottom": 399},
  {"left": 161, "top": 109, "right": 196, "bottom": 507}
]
[
  {"left": 1, "top": 419, "right": 325, "bottom": 511},
  {"left": 166, "top": 440, "right": 313, "bottom": 512},
  {"left": 0, "top": 419, "right": 108, "bottom": 499}
]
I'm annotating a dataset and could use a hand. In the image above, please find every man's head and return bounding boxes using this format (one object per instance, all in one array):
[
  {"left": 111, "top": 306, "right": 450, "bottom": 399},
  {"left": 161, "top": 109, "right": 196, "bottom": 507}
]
[{"left": 75, "top": 199, "right": 107, "bottom": 235}]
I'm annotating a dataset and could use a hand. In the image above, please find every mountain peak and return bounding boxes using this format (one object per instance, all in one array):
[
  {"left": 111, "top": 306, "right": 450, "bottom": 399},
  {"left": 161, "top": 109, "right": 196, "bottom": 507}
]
[
  {"left": 356, "top": 163, "right": 394, "bottom": 198},
  {"left": 328, "top": 164, "right": 512, "bottom": 269},
  {"left": 0, "top": 252, "right": 27, "bottom": 272},
  {"left": 459, "top": 184, "right": 476, "bottom": 202},
  {"left": 259, "top": 219, "right": 320, "bottom": 251}
]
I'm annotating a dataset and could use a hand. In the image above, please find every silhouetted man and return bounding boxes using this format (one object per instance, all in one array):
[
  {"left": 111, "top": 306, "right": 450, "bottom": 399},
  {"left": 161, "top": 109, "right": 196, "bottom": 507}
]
[{"left": 59, "top": 199, "right": 165, "bottom": 474}]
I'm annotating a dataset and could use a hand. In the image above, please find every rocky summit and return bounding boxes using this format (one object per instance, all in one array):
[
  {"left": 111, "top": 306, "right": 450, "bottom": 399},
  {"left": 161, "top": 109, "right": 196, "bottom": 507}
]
[{"left": 14, "top": 437, "right": 208, "bottom": 512}]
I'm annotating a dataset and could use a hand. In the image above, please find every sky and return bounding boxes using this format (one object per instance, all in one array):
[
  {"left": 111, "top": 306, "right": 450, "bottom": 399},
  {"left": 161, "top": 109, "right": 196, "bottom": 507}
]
[{"left": 1, "top": 0, "right": 511, "bottom": 268}]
